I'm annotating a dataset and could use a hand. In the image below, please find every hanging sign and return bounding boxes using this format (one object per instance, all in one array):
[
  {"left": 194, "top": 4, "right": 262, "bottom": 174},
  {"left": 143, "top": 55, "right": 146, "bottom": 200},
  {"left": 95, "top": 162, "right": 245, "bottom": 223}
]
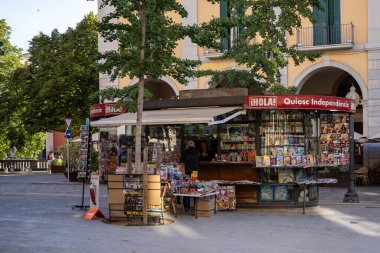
[
  {"left": 245, "top": 95, "right": 356, "bottom": 113},
  {"left": 90, "top": 103, "right": 126, "bottom": 118}
]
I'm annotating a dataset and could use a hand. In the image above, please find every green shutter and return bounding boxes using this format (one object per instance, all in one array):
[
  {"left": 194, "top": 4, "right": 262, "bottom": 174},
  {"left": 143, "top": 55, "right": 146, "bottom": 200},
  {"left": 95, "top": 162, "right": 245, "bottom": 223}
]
[
  {"left": 313, "top": 0, "right": 328, "bottom": 45},
  {"left": 220, "top": 0, "right": 230, "bottom": 51},
  {"left": 328, "top": 0, "right": 341, "bottom": 44}
]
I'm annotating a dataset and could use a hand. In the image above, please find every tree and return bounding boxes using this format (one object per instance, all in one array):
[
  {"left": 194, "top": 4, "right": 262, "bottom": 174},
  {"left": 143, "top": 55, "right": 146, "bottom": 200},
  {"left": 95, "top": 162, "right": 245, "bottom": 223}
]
[
  {"left": 6, "top": 13, "right": 98, "bottom": 136},
  {"left": 0, "top": 19, "right": 23, "bottom": 158},
  {"left": 204, "top": 0, "right": 322, "bottom": 92},
  {"left": 98, "top": 0, "right": 204, "bottom": 174}
]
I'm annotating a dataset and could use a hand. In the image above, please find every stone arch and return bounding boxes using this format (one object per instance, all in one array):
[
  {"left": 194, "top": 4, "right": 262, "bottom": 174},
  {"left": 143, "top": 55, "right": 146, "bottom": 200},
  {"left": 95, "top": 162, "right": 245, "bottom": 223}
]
[
  {"left": 129, "top": 77, "right": 179, "bottom": 100},
  {"left": 294, "top": 60, "right": 368, "bottom": 100},
  {"left": 293, "top": 59, "right": 368, "bottom": 136}
]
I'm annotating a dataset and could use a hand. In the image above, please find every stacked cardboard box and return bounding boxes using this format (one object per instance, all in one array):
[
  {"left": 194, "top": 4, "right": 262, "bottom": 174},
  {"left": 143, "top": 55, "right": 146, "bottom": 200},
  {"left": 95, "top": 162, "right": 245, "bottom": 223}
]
[{"left": 196, "top": 200, "right": 215, "bottom": 217}]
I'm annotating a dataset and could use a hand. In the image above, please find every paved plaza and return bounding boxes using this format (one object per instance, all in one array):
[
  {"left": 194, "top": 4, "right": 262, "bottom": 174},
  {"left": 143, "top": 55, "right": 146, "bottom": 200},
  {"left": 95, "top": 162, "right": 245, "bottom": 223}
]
[{"left": 0, "top": 173, "right": 379, "bottom": 253}]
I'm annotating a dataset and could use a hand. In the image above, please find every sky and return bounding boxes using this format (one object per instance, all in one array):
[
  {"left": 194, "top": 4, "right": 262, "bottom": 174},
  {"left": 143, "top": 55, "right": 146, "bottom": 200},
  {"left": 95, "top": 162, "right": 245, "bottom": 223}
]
[{"left": 0, "top": 0, "right": 98, "bottom": 52}]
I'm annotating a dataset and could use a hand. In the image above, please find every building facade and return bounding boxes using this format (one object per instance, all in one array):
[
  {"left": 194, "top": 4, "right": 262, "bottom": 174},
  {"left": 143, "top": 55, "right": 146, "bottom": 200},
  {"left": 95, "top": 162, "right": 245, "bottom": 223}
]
[{"left": 97, "top": 0, "right": 380, "bottom": 166}]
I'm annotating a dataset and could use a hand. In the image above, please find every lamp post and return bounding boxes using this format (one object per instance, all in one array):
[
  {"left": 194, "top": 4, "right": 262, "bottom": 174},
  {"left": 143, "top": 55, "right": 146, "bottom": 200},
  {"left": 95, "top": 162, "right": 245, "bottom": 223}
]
[{"left": 343, "top": 86, "right": 360, "bottom": 203}]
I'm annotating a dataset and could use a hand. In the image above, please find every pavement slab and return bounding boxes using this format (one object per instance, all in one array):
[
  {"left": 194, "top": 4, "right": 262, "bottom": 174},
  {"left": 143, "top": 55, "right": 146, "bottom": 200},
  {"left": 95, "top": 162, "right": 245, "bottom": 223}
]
[{"left": 0, "top": 173, "right": 379, "bottom": 253}]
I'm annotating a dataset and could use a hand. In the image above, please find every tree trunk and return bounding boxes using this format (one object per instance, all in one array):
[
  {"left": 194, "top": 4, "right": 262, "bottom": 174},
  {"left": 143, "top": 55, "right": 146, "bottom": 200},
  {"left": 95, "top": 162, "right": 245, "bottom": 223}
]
[
  {"left": 135, "top": 1, "right": 147, "bottom": 174},
  {"left": 143, "top": 146, "right": 148, "bottom": 225}
]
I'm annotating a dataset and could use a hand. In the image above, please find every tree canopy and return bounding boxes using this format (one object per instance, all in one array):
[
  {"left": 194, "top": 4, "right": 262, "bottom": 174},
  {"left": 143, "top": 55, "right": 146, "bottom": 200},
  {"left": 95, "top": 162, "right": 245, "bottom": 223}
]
[
  {"left": 202, "top": 0, "right": 322, "bottom": 91},
  {"left": 6, "top": 13, "right": 98, "bottom": 136},
  {"left": 0, "top": 14, "right": 98, "bottom": 158}
]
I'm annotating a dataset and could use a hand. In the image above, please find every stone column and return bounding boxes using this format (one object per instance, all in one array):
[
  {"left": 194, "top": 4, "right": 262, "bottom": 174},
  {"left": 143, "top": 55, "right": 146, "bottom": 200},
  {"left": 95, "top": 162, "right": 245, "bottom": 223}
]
[{"left": 181, "top": 0, "right": 199, "bottom": 90}]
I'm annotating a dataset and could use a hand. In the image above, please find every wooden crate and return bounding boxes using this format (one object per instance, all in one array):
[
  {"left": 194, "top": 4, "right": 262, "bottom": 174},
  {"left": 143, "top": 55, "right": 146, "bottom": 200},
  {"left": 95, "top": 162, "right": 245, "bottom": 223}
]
[{"left": 196, "top": 210, "right": 214, "bottom": 217}]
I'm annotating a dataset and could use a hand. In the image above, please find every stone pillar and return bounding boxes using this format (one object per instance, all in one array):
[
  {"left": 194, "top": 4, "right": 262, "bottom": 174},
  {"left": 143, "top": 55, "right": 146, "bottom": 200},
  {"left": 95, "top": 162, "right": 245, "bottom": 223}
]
[
  {"left": 182, "top": 0, "right": 199, "bottom": 90},
  {"left": 98, "top": 0, "right": 119, "bottom": 91},
  {"left": 367, "top": 50, "right": 380, "bottom": 138}
]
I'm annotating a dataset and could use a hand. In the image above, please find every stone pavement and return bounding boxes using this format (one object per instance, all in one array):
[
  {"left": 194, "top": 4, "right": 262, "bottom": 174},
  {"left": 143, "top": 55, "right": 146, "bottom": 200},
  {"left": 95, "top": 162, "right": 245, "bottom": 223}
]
[{"left": 0, "top": 173, "right": 379, "bottom": 253}]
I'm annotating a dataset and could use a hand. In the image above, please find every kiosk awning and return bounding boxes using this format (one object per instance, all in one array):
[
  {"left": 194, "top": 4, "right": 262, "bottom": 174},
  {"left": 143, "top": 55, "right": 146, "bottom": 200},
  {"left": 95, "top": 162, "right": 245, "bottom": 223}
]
[{"left": 91, "top": 106, "right": 243, "bottom": 127}]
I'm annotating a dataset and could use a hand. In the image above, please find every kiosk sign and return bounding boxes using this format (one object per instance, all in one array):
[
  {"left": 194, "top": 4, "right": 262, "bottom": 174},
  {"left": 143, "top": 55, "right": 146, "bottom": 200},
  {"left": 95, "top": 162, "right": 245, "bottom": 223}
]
[{"left": 245, "top": 95, "right": 355, "bottom": 113}]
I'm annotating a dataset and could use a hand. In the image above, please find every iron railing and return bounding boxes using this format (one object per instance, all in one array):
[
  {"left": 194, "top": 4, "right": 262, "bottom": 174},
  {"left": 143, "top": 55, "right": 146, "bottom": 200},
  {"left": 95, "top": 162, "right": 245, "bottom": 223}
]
[
  {"left": 0, "top": 159, "right": 49, "bottom": 172},
  {"left": 297, "top": 23, "right": 354, "bottom": 48}
]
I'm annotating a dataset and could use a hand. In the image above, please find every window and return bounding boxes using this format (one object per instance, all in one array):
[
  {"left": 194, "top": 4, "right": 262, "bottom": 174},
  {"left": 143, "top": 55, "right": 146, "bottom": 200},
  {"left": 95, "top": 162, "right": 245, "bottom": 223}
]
[
  {"left": 313, "top": 0, "right": 341, "bottom": 45},
  {"left": 220, "top": 0, "right": 243, "bottom": 51}
]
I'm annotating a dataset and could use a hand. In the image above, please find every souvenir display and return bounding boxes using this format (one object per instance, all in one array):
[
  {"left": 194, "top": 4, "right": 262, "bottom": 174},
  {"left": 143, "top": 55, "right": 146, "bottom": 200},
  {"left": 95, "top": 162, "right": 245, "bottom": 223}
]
[
  {"left": 217, "top": 186, "right": 236, "bottom": 210},
  {"left": 274, "top": 185, "right": 289, "bottom": 201},
  {"left": 257, "top": 111, "right": 318, "bottom": 167},
  {"left": 77, "top": 125, "right": 89, "bottom": 179},
  {"left": 320, "top": 113, "right": 350, "bottom": 166},
  {"left": 170, "top": 180, "right": 219, "bottom": 195},
  {"left": 219, "top": 121, "right": 256, "bottom": 163},
  {"left": 260, "top": 185, "right": 274, "bottom": 201},
  {"left": 278, "top": 169, "right": 295, "bottom": 183}
]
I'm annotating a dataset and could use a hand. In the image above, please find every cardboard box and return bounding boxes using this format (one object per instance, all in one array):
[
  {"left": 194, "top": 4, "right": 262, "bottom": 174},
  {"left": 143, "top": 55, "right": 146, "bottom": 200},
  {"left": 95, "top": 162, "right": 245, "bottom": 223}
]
[
  {"left": 196, "top": 210, "right": 214, "bottom": 217},
  {"left": 196, "top": 201, "right": 214, "bottom": 211},
  {"left": 108, "top": 174, "right": 123, "bottom": 182},
  {"left": 109, "top": 204, "right": 124, "bottom": 211},
  {"left": 108, "top": 189, "right": 125, "bottom": 204},
  {"left": 108, "top": 181, "right": 124, "bottom": 189}
]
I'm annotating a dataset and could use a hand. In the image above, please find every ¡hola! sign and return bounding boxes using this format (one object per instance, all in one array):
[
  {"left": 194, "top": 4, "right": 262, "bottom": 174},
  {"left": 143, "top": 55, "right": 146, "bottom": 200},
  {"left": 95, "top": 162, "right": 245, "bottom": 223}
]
[
  {"left": 245, "top": 95, "right": 356, "bottom": 113},
  {"left": 90, "top": 103, "right": 126, "bottom": 118}
]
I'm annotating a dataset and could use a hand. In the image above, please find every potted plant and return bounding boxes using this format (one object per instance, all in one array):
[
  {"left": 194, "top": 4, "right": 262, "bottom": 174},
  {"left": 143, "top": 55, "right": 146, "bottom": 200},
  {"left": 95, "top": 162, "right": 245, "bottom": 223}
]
[
  {"left": 59, "top": 142, "right": 80, "bottom": 181},
  {"left": 51, "top": 158, "right": 66, "bottom": 173}
]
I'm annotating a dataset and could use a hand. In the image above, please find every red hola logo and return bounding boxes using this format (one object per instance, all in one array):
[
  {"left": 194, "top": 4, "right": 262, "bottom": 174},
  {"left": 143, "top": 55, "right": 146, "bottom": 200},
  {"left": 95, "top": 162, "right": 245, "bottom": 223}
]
[{"left": 249, "top": 96, "right": 277, "bottom": 108}]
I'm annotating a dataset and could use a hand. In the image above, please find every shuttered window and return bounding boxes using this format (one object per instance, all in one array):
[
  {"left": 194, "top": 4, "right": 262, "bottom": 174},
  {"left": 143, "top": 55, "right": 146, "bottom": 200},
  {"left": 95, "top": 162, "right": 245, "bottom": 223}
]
[{"left": 313, "top": 0, "right": 341, "bottom": 45}]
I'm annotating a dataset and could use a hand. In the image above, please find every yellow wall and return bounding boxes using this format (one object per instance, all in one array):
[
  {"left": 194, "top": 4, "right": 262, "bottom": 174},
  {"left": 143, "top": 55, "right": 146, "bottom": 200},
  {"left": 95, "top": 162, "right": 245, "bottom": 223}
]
[
  {"left": 287, "top": 51, "right": 368, "bottom": 88},
  {"left": 167, "top": 4, "right": 183, "bottom": 58},
  {"left": 198, "top": 60, "right": 235, "bottom": 89},
  {"left": 197, "top": 0, "right": 219, "bottom": 56},
  {"left": 341, "top": 0, "right": 367, "bottom": 44}
]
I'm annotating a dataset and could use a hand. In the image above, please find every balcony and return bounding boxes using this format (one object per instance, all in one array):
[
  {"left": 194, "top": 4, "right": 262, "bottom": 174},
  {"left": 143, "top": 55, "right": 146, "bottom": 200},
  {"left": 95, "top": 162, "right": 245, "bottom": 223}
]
[{"left": 296, "top": 23, "right": 354, "bottom": 51}]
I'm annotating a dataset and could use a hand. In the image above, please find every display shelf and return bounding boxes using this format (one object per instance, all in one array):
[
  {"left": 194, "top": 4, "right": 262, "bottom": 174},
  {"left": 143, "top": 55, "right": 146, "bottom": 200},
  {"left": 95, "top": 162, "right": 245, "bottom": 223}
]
[{"left": 222, "top": 139, "right": 255, "bottom": 142}]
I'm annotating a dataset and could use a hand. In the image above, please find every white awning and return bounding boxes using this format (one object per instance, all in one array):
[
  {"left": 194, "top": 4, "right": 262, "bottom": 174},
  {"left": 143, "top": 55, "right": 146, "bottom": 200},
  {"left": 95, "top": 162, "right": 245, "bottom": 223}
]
[{"left": 91, "top": 106, "right": 243, "bottom": 127}]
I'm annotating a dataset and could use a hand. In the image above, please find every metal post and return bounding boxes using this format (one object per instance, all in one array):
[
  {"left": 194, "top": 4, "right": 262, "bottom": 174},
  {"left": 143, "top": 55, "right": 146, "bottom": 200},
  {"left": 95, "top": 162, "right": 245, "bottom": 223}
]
[
  {"left": 343, "top": 114, "right": 359, "bottom": 203},
  {"left": 67, "top": 138, "right": 70, "bottom": 183}
]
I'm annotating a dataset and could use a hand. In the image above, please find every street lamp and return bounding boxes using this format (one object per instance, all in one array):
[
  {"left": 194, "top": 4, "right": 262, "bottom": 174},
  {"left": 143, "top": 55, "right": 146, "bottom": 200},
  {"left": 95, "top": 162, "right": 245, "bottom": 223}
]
[{"left": 343, "top": 85, "right": 360, "bottom": 203}]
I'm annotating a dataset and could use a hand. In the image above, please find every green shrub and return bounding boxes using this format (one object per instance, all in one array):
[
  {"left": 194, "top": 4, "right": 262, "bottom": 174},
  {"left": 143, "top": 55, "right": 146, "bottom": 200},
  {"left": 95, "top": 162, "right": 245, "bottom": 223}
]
[{"left": 51, "top": 158, "right": 64, "bottom": 166}]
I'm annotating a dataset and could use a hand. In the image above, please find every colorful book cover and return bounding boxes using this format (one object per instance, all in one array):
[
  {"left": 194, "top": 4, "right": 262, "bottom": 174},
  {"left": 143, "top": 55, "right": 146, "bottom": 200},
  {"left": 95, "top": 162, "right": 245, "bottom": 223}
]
[
  {"left": 295, "top": 122, "right": 303, "bottom": 133},
  {"left": 270, "top": 156, "right": 277, "bottom": 166},
  {"left": 296, "top": 169, "right": 308, "bottom": 181},
  {"left": 276, "top": 155, "right": 284, "bottom": 166},
  {"left": 291, "top": 156, "right": 297, "bottom": 166},
  {"left": 297, "top": 147, "right": 305, "bottom": 155},
  {"left": 284, "top": 156, "right": 291, "bottom": 166},
  {"left": 263, "top": 155, "right": 271, "bottom": 167},
  {"left": 289, "top": 135, "right": 294, "bottom": 145},
  {"left": 278, "top": 168, "right": 295, "bottom": 183},
  {"left": 274, "top": 185, "right": 289, "bottom": 201},
  {"left": 160, "top": 167, "right": 168, "bottom": 180},
  {"left": 260, "top": 185, "right": 274, "bottom": 201},
  {"left": 256, "top": 156, "right": 263, "bottom": 167},
  {"left": 306, "top": 155, "right": 314, "bottom": 165},
  {"left": 302, "top": 155, "right": 307, "bottom": 165},
  {"left": 296, "top": 155, "right": 302, "bottom": 165},
  {"left": 275, "top": 147, "right": 284, "bottom": 156},
  {"left": 247, "top": 150, "right": 256, "bottom": 163}
]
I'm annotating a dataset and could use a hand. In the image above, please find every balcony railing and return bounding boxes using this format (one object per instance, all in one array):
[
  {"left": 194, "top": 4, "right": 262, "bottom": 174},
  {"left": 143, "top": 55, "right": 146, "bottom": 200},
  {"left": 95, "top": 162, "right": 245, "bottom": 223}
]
[{"left": 297, "top": 23, "right": 354, "bottom": 50}]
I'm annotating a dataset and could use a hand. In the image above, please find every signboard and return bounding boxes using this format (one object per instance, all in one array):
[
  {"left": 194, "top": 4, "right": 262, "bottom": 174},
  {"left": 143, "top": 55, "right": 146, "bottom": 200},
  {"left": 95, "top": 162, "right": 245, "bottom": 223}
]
[
  {"left": 64, "top": 117, "right": 72, "bottom": 129},
  {"left": 77, "top": 125, "right": 89, "bottom": 180},
  {"left": 65, "top": 129, "right": 72, "bottom": 139},
  {"left": 245, "top": 95, "right": 356, "bottom": 113},
  {"left": 90, "top": 103, "right": 126, "bottom": 118},
  {"left": 89, "top": 172, "right": 100, "bottom": 209}
]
